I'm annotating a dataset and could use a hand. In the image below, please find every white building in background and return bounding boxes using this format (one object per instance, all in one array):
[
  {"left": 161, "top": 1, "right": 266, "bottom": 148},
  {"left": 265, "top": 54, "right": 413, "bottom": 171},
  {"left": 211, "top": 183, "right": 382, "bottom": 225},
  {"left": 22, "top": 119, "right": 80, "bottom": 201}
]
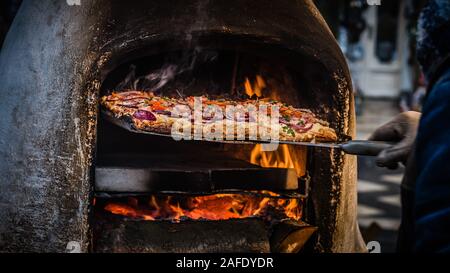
[{"left": 344, "top": 0, "right": 414, "bottom": 99}]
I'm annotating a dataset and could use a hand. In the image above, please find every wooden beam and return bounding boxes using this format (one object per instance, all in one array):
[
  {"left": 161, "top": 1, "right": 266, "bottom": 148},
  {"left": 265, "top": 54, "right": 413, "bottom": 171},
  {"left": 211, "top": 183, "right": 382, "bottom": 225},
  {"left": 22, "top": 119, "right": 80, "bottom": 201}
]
[{"left": 94, "top": 215, "right": 271, "bottom": 253}]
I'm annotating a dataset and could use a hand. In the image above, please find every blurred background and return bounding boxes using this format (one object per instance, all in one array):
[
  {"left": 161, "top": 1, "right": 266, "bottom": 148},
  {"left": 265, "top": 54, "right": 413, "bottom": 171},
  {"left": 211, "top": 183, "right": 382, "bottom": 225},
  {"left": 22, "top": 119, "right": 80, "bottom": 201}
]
[
  {"left": 315, "top": 0, "right": 428, "bottom": 252},
  {"left": 0, "top": 0, "right": 428, "bottom": 253}
]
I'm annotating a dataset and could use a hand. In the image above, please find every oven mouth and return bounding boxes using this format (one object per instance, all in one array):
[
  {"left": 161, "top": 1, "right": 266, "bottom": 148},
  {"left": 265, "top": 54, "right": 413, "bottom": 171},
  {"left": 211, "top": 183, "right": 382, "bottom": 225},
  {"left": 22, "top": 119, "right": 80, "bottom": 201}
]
[
  {"left": 93, "top": 45, "right": 336, "bottom": 210},
  {"left": 90, "top": 39, "right": 343, "bottom": 252}
]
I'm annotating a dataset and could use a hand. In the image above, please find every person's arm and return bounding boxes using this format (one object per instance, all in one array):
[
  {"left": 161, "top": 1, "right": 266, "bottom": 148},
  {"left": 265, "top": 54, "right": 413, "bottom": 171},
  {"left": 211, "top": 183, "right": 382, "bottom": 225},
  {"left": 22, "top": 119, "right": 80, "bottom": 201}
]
[{"left": 415, "top": 73, "right": 450, "bottom": 253}]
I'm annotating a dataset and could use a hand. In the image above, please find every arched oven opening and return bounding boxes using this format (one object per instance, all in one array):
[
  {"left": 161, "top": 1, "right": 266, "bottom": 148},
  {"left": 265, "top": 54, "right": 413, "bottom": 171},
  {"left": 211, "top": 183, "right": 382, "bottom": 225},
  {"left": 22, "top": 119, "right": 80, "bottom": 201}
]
[{"left": 92, "top": 40, "right": 339, "bottom": 253}]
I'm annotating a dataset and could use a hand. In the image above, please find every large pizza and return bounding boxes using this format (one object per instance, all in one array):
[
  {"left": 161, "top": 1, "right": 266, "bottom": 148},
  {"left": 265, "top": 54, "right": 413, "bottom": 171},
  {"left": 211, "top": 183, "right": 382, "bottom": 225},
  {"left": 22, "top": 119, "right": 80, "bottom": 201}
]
[{"left": 100, "top": 91, "right": 337, "bottom": 142}]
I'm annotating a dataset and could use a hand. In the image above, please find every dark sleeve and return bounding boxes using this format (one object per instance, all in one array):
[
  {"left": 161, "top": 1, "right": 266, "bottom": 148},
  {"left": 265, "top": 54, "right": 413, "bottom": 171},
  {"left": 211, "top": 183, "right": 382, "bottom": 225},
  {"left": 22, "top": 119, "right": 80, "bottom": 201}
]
[{"left": 415, "top": 71, "right": 450, "bottom": 253}]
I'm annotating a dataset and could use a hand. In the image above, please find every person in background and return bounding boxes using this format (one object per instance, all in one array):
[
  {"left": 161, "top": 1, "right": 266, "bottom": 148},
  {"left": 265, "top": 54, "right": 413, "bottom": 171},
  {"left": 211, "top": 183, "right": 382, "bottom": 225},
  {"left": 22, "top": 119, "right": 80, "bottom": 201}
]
[{"left": 369, "top": 0, "right": 450, "bottom": 253}]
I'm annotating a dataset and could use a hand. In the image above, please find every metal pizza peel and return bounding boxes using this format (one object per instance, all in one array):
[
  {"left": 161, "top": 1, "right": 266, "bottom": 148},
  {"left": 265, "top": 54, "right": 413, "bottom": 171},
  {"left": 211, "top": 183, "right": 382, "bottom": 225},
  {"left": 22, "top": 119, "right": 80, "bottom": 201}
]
[{"left": 102, "top": 110, "right": 393, "bottom": 157}]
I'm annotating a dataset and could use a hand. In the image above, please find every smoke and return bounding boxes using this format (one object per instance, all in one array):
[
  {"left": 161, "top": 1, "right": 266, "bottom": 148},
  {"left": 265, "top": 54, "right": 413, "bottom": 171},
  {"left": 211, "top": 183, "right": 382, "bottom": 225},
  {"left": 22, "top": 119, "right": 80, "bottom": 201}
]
[
  {"left": 115, "top": 48, "right": 218, "bottom": 94},
  {"left": 115, "top": 64, "right": 180, "bottom": 92},
  {"left": 114, "top": 0, "right": 215, "bottom": 93}
]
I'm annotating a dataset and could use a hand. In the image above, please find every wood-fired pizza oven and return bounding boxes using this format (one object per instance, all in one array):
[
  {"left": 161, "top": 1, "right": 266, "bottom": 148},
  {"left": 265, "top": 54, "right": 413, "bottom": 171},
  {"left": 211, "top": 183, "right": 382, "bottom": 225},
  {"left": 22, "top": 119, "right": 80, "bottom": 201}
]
[{"left": 0, "top": 0, "right": 365, "bottom": 253}]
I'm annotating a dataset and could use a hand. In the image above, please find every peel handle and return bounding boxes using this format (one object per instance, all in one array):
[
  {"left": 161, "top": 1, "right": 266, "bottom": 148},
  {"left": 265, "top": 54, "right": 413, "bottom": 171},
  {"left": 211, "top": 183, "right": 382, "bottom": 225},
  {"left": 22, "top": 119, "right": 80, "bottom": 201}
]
[{"left": 340, "top": 140, "right": 394, "bottom": 156}]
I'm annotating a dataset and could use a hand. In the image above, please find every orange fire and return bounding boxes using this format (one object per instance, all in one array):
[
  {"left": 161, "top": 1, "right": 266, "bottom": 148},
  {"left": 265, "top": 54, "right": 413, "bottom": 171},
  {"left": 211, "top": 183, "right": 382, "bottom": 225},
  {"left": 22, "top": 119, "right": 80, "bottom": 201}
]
[
  {"left": 242, "top": 75, "right": 307, "bottom": 177},
  {"left": 244, "top": 75, "right": 266, "bottom": 97},
  {"left": 249, "top": 144, "right": 307, "bottom": 177},
  {"left": 103, "top": 192, "right": 301, "bottom": 222}
]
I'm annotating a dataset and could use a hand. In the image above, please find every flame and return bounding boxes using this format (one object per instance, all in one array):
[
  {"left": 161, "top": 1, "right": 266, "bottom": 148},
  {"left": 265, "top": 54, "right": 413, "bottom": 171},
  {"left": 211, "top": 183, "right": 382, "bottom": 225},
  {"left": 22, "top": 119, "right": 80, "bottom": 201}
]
[
  {"left": 244, "top": 75, "right": 266, "bottom": 97},
  {"left": 103, "top": 191, "right": 301, "bottom": 222},
  {"left": 250, "top": 144, "right": 307, "bottom": 177},
  {"left": 104, "top": 203, "right": 155, "bottom": 221},
  {"left": 243, "top": 76, "right": 306, "bottom": 177}
]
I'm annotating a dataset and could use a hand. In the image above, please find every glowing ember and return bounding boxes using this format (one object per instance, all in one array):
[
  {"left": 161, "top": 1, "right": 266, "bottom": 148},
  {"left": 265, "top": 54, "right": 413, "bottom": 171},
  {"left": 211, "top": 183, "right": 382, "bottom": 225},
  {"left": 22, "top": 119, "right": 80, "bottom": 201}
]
[{"left": 103, "top": 192, "right": 301, "bottom": 222}]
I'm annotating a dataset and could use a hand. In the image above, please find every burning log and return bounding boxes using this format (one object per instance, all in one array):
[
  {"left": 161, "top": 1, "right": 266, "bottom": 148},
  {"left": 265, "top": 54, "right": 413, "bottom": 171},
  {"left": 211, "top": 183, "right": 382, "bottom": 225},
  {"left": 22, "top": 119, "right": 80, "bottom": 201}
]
[
  {"left": 94, "top": 215, "right": 270, "bottom": 253},
  {"left": 270, "top": 220, "right": 318, "bottom": 253}
]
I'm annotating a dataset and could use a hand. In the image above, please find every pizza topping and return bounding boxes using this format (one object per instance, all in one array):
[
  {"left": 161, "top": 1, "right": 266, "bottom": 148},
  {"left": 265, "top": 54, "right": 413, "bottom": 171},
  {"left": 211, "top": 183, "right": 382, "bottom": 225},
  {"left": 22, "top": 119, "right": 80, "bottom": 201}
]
[
  {"left": 117, "top": 91, "right": 150, "bottom": 97},
  {"left": 282, "top": 126, "right": 296, "bottom": 137},
  {"left": 292, "top": 123, "right": 313, "bottom": 133},
  {"left": 149, "top": 101, "right": 168, "bottom": 111},
  {"left": 133, "top": 110, "right": 156, "bottom": 121},
  {"left": 225, "top": 112, "right": 250, "bottom": 122},
  {"left": 152, "top": 109, "right": 172, "bottom": 116},
  {"left": 117, "top": 104, "right": 139, "bottom": 109}
]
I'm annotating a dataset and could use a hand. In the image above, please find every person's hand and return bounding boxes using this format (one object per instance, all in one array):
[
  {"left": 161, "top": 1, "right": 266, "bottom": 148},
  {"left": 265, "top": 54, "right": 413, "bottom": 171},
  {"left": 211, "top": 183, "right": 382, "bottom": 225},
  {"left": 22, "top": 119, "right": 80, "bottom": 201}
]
[{"left": 368, "top": 111, "right": 421, "bottom": 169}]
